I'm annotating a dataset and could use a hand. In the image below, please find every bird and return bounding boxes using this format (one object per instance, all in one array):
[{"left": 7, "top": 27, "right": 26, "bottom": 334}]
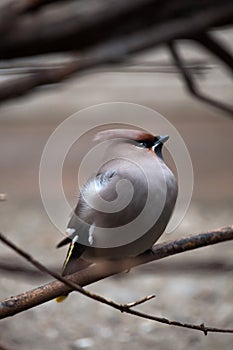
[{"left": 56, "top": 128, "right": 177, "bottom": 301}]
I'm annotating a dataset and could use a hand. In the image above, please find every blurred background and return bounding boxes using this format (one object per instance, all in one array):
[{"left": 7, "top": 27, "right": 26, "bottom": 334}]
[{"left": 0, "top": 1, "right": 233, "bottom": 349}]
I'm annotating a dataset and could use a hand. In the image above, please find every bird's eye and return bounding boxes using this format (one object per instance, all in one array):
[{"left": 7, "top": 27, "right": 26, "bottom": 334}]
[{"left": 137, "top": 141, "right": 147, "bottom": 148}]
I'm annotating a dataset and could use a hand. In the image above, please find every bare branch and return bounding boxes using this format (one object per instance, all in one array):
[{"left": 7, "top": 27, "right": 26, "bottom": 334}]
[
  {"left": 0, "top": 61, "right": 80, "bottom": 102},
  {"left": 0, "top": 225, "right": 233, "bottom": 335},
  {"left": 168, "top": 41, "right": 233, "bottom": 117},
  {"left": 0, "top": 1, "right": 232, "bottom": 115},
  {"left": 0, "top": 230, "right": 132, "bottom": 315},
  {"left": 0, "top": 0, "right": 232, "bottom": 59},
  {"left": 194, "top": 31, "right": 233, "bottom": 74},
  {"left": 1, "top": 257, "right": 232, "bottom": 279},
  {"left": 0, "top": 57, "right": 213, "bottom": 103},
  {"left": 126, "top": 294, "right": 156, "bottom": 309}
]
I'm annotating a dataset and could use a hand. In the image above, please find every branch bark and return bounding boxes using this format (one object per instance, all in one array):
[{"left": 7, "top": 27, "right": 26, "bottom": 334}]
[{"left": 0, "top": 225, "right": 232, "bottom": 320}]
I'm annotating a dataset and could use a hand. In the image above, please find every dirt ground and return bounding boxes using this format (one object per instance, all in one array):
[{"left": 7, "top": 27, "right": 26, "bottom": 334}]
[{"left": 0, "top": 43, "right": 233, "bottom": 349}]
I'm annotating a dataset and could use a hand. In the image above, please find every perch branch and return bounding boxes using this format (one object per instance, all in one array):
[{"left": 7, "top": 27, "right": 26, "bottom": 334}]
[{"left": 0, "top": 226, "right": 233, "bottom": 335}]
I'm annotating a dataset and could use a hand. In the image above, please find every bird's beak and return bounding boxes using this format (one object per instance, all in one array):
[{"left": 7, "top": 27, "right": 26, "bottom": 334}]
[{"left": 153, "top": 135, "right": 169, "bottom": 149}]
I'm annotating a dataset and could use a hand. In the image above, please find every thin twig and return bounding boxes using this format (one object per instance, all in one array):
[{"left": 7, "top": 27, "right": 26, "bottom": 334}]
[
  {"left": 194, "top": 31, "right": 233, "bottom": 74},
  {"left": 126, "top": 294, "right": 155, "bottom": 309},
  {"left": 0, "top": 231, "right": 150, "bottom": 314},
  {"left": 0, "top": 226, "right": 233, "bottom": 335},
  {"left": 168, "top": 41, "right": 233, "bottom": 117}
]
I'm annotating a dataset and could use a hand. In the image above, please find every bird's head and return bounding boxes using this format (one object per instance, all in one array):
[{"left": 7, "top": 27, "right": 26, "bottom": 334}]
[{"left": 94, "top": 129, "right": 169, "bottom": 159}]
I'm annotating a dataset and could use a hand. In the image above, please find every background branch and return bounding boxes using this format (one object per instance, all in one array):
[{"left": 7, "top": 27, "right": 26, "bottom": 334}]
[
  {"left": 168, "top": 41, "right": 233, "bottom": 116},
  {"left": 0, "top": 256, "right": 232, "bottom": 278},
  {"left": 0, "top": 0, "right": 232, "bottom": 115},
  {"left": 1, "top": 0, "right": 232, "bottom": 59}
]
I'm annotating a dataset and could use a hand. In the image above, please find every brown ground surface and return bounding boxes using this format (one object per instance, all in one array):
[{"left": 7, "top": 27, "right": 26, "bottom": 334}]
[{"left": 0, "top": 43, "right": 233, "bottom": 350}]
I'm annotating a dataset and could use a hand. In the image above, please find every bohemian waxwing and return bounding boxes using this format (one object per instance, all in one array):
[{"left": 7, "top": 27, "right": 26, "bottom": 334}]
[{"left": 57, "top": 129, "right": 178, "bottom": 279}]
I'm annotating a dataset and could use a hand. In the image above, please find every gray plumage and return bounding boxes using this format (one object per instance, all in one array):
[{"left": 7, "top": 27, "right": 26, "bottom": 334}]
[{"left": 57, "top": 129, "right": 178, "bottom": 276}]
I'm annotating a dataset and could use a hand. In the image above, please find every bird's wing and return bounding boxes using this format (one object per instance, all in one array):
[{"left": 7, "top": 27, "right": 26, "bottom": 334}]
[
  {"left": 61, "top": 241, "right": 86, "bottom": 276},
  {"left": 56, "top": 216, "right": 89, "bottom": 278},
  {"left": 55, "top": 241, "right": 89, "bottom": 302},
  {"left": 56, "top": 169, "right": 119, "bottom": 273},
  {"left": 81, "top": 169, "right": 118, "bottom": 203},
  {"left": 56, "top": 236, "right": 71, "bottom": 248}
]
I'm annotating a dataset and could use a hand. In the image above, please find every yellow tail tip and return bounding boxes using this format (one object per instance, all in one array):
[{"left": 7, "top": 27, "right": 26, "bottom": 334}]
[{"left": 56, "top": 295, "right": 68, "bottom": 303}]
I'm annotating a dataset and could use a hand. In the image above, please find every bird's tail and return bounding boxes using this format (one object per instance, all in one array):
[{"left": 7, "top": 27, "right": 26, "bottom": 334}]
[
  {"left": 56, "top": 241, "right": 86, "bottom": 303},
  {"left": 56, "top": 295, "right": 68, "bottom": 303}
]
